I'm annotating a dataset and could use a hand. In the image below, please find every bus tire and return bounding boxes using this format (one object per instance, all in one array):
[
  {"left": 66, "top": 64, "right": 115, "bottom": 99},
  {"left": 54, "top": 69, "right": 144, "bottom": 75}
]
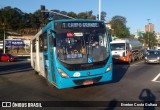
[
  {"left": 45, "top": 68, "right": 56, "bottom": 88},
  {"left": 34, "top": 70, "right": 38, "bottom": 74}
]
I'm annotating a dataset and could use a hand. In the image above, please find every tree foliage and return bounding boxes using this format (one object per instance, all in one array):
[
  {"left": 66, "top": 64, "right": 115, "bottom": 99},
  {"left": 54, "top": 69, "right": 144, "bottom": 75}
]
[
  {"left": 0, "top": 6, "right": 99, "bottom": 38},
  {"left": 0, "top": 6, "right": 22, "bottom": 30},
  {"left": 97, "top": 11, "right": 107, "bottom": 20},
  {"left": 139, "top": 32, "right": 158, "bottom": 49},
  {"left": 67, "top": 11, "right": 77, "bottom": 18},
  {"left": 110, "top": 15, "right": 130, "bottom": 38},
  {"left": 76, "top": 11, "right": 96, "bottom": 20}
]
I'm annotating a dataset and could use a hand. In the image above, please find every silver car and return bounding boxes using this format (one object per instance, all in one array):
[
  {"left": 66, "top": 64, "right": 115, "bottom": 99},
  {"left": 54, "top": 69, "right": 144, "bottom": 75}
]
[{"left": 144, "top": 50, "right": 160, "bottom": 64}]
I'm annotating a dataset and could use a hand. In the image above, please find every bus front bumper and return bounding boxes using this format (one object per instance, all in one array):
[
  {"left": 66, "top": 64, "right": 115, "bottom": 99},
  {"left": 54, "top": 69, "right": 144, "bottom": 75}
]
[{"left": 56, "top": 70, "right": 112, "bottom": 89}]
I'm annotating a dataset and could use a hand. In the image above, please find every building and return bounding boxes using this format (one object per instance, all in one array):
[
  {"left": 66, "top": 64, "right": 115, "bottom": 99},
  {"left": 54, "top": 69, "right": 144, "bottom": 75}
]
[
  {"left": 145, "top": 23, "right": 154, "bottom": 32},
  {"left": 6, "top": 31, "right": 33, "bottom": 47},
  {"left": 105, "top": 20, "right": 112, "bottom": 29},
  {"left": 134, "top": 29, "right": 145, "bottom": 39},
  {"left": 155, "top": 32, "right": 160, "bottom": 43}
]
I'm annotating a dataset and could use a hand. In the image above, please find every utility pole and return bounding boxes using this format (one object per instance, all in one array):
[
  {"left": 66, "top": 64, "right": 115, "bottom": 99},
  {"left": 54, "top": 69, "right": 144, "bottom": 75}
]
[
  {"left": 99, "top": 0, "right": 101, "bottom": 20},
  {"left": 3, "top": 29, "right": 5, "bottom": 54},
  {"left": 2, "top": 23, "right": 6, "bottom": 54},
  {"left": 147, "top": 19, "right": 150, "bottom": 49}
]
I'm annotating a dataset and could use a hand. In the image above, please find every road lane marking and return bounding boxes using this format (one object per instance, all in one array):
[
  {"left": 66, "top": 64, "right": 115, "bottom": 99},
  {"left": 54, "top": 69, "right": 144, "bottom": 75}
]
[{"left": 152, "top": 73, "right": 160, "bottom": 82}]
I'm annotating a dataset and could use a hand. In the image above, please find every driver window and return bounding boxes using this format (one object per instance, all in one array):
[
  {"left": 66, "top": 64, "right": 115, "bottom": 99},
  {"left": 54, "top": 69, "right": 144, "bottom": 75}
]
[
  {"left": 126, "top": 43, "right": 130, "bottom": 50},
  {"left": 65, "top": 37, "right": 81, "bottom": 54}
]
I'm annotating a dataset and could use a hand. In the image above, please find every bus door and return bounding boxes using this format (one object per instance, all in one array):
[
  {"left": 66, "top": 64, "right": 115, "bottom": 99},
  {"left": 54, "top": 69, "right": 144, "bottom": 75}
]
[{"left": 46, "top": 29, "right": 56, "bottom": 83}]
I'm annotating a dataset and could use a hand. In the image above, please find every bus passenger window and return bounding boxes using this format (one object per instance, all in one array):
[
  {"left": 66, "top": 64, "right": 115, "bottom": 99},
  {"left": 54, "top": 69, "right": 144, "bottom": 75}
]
[
  {"left": 32, "top": 39, "right": 36, "bottom": 52},
  {"left": 39, "top": 32, "right": 47, "bottom": 52}
]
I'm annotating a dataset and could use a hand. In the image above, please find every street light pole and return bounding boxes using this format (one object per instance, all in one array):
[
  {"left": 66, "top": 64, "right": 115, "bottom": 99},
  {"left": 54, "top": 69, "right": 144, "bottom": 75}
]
[
  {"left": 99, "top": 0, "right": 101, "bottom": 20},
  {"left": 3, "top": 29, "right": 5, "bottom": 54},
  {"left": 147, "top": 19, "right": 150, "bottom": 49}
]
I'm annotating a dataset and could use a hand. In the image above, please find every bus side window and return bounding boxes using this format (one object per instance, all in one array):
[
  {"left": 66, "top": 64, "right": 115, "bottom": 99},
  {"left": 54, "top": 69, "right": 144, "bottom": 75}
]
[
  {"left": 40, "top": 32, "right": 47, "bottom": 52},
  {"left": 32, "top": 39, "right": 36, "bottom": 52}
]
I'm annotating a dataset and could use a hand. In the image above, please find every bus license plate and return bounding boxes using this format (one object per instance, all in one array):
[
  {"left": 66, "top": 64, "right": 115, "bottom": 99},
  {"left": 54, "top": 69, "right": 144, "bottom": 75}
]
[{"left": 83, "top": 80, "right": 93, "bottom": 85}]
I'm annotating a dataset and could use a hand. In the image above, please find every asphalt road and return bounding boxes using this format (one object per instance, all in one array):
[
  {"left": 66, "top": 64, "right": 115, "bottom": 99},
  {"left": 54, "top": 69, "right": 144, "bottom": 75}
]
[{"left": 0, "top": 60, "right": 160, "bottom": 110}]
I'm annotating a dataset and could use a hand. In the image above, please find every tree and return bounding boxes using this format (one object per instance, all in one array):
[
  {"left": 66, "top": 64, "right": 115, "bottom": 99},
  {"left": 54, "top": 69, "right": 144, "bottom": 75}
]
[
  {"left": 50, "top": 10, "right": 69, "bottom": 19},
  {"left": 86, "top": 11, "right": 96, "bottom": 20},
  {"left": 77, "top": 12, "right": 87, "bottom": 19},
  {"left": 59, "top": 11, "right": 69, "bottom": 19},
  {"left": 0, "top": 29, "right": 4, "bottom": 40},
  {"left": 0, "top": 6, "right": 23, "bottom": 30},
  {"left": 34, "top": 10, "right": 48, "bottom": 27},
  {"left": 110, "top": 15, "right": 130, "bottom": 38},
  {"left": 77, "top": 11, "right": 96, "bottom": 19},
  {"left": 68, "top": 11, "right": 77, "bottom": 18},
  {"left": 141, "top": 32, "right": 158, "bottom": 49},
  {"left": 97, "top": 11, "right": 107, "bottom": 20},
  {"left": 50, "top": 10, "right": 66, "bottom": 20}
]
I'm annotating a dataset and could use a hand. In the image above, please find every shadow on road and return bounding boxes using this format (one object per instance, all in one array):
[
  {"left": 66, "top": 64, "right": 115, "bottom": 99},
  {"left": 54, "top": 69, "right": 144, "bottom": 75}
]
[
  {"left": 0, "top": 61, "right": 32, "bottom": 75},
  {"left": 111, "top": 63, "right": 130, "bottom": 83},
  {"left": 73, "top": 63, "right": 130, "bottom": 89},
  {"left": 99, "top": 63, "right": 130, "bottom": 86},
  {"left": 139, "top": 89, "right": 156, "bottom": 110},
  {"left": 104, "top": 99, "right": 118, "bottom": 110}
]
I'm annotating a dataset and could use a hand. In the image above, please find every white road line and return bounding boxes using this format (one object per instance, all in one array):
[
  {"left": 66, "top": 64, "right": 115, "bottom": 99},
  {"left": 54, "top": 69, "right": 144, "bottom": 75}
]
[{"left": 152, "top": 73, "right": 160, "bottom": 82}]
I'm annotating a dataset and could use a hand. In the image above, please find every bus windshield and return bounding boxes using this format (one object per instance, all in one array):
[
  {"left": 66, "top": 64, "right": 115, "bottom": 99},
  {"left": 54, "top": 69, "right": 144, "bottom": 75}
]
[{"left": 55, "top": 30, "right": 110, "bottom": 64}]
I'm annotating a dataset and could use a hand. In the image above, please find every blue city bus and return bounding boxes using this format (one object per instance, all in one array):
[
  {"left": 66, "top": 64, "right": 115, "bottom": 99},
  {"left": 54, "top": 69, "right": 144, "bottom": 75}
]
[{"left": 30, "top": 19, "right": 112, "bottom": 89}]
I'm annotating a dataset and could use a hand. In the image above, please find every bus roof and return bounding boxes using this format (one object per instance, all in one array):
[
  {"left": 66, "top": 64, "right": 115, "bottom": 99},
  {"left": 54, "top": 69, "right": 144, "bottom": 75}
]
[{"left": 52, "top": 19, "right": 105, "bottom": 23}]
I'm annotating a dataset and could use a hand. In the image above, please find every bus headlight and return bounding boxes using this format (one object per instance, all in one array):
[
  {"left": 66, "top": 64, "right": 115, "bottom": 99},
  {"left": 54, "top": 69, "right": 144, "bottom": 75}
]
[
  {"left": 157, "top": 57, "right": 160, "bottom": 59},
  {"left": 106, "top": 63, "right": 112, "bottom": 72},
  {"left": 57, "top": 68, "right": 69, "bottom": 78}
]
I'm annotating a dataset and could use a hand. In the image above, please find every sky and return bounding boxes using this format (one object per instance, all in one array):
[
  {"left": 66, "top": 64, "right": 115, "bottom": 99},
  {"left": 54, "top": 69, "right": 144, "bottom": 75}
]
[{"left": 0, "top": 0, "right": 160, "bottom": 34}]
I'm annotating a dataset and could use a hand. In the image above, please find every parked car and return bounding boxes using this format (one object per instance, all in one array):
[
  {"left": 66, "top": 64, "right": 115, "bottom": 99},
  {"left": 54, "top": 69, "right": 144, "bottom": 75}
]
[
  {"left": 0, "top": 54, "right": 16, "bottom": 62},
  {"left": 144, "top": 50, "right": 160, "bottom": 64}
]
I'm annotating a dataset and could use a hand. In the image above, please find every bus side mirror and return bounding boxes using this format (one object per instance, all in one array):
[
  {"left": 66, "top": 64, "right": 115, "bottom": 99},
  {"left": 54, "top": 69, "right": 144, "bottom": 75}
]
[
  {"left": 50, "top": 29, "right": 56, "bottom": 34},
  {"left": 49, "top": 29, "right": 56, "bottom": 47}
]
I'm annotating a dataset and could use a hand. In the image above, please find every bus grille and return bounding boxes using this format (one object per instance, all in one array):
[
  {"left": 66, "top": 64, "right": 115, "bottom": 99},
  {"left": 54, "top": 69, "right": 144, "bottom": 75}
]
[{"left": 73, "top": 76, "right": 102, "bottom": 85}]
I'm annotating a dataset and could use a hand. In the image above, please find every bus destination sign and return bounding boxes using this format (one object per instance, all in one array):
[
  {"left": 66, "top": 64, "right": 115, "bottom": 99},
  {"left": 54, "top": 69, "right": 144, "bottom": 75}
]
[{"left": 62, "top": 22, "right": 102, "bottom": 28}]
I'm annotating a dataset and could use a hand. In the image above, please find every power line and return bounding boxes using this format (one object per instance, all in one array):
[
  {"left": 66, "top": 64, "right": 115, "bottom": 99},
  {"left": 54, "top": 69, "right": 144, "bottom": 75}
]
[{"left": 41, "top": 10, "right": 75, "bottom": 19}]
